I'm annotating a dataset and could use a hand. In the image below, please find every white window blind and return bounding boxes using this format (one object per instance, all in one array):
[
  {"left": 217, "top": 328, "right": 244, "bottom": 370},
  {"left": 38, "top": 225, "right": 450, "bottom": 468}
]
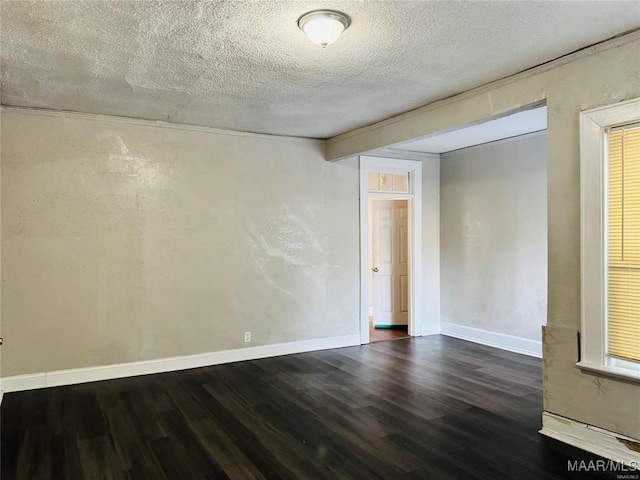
[{"left": 607, "top": 125, "right": 640, "bottom": 362}]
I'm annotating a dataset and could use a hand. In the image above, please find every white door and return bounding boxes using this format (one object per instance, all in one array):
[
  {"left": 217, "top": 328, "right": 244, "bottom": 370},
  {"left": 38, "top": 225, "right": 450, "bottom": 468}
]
[{"left": 372, "top": 199, "right": 409, "bottom": 327}]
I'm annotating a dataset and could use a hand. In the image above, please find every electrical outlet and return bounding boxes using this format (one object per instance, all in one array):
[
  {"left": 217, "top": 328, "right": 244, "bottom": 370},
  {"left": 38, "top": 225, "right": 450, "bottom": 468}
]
[{"left": 243, "top": 331, "right": 251, "bottom": 343}]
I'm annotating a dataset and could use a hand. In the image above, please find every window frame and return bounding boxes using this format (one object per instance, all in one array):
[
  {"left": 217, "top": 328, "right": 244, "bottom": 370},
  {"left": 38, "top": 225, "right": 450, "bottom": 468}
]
[{"left": 578, "top": 97, "right": 640, "bottom": 382}]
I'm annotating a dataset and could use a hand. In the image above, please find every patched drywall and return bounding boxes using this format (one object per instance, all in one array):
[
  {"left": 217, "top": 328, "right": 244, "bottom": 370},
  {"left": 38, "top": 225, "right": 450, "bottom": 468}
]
[
  {"left": 328, "top": 36, "right": 640, "bottom": 440},
  {"left": 440, "top": 133, "right": 547, "bottom": 342},
  {"left": 0, "top": 109, "right": 359, "bottom": 376},
  {"left": 1, "top": 1, "right": 638, "bottom": 138}
]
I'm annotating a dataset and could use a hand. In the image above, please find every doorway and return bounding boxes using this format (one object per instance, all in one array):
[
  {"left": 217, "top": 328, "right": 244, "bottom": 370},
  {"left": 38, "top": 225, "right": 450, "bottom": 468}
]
[
  {"left": 369, "top": 198, "right": 410, "bottom": 342},
  {"left": 359, "top": 156, "right": 423, "bottom": 344}
]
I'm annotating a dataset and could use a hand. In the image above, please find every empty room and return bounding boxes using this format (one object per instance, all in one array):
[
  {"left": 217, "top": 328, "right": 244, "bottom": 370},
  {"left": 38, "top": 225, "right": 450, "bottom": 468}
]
[{"left": 1, "top": 1, "right": 640, "bottom": 479}]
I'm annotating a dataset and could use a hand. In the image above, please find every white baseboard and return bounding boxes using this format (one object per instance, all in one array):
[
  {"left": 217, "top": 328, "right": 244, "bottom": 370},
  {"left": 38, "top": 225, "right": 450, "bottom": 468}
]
[
  {"left": 440, "top": 322, "right": 542, "bottom": 358},
  {"left": 540, "top": 412, "right": 640, "bottom": 466},
  {"left": 1, "top": 334, "right": 360, "bottom": 393}
]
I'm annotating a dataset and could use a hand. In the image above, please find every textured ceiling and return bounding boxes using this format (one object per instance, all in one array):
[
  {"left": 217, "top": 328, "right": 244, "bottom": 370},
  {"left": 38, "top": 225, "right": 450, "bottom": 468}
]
[{"left": 1, "top": 1, "right": 639, "bottom": 139}]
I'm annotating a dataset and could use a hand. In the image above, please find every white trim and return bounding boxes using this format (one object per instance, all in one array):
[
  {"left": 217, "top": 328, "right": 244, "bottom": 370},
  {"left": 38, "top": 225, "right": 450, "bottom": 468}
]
[
  {"left": 580, "top": 97, "right": 640, "bottom": 380},
  {"left": 0, "top": 106, "right": 323, "bottom": 145},
  {"left": 359, "top": 156, "right": 424, "bottom": 344},
  {"left": 0, "top": 391, "right": 3, "bottom": 406},
  {"left": 576, "top": 361, "right": 640, "bottom": 384},
  {"left": 540, "top": 412, "right": 640, "bottom": 466},
  {"left": 359, "top": 155, "right": 423, "bottom": 172},
  {"left": 366, "top": 191, "right": 414, "bottom": 199},
  {"left": 0, "top": 335, "right": 360, "bottom": 393},
  {"left": 327, "top": 30, "right": 640, "bottom": 148},
  {"left": 441, "top": 322, "right": 542, "bottom": 358}
]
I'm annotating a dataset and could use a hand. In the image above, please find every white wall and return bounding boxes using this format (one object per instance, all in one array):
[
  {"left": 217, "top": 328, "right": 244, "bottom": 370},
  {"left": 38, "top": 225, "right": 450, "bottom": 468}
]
[
  {"left": 1, "top": 108, "right": 360, "bottom": 377},
  {"left": 440, "top": 133, "right": 547, "bottom": 342},
  {"left": 421, "top": 156, "right": 441, "bottom": 335}
]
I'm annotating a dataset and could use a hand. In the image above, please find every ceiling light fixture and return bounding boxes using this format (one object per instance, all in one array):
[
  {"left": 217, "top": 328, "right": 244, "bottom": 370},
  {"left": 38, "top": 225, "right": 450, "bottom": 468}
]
[{"left": 297, "top": 10, "right": 351, "bottom": 48}]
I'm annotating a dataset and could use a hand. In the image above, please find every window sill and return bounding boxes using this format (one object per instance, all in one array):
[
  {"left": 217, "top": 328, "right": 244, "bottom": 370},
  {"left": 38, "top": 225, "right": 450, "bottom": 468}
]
[{"left": 576, "top": 361, "right": 640, "bottom": 384}]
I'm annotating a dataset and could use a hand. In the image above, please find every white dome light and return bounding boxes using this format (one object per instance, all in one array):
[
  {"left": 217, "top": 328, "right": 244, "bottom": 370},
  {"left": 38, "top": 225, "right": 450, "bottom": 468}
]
[{"left": 297, "top": 10, "right": 351, "bottom": 48}]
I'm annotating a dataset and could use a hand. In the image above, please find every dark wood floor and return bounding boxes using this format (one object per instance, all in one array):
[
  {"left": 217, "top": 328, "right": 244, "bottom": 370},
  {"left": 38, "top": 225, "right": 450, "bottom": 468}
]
[
  {"left": 369, "top": 317, "right": 409, "bottom": 343},
  {"left": 1, "top": 336, "right": 620, "bottom": 479}
]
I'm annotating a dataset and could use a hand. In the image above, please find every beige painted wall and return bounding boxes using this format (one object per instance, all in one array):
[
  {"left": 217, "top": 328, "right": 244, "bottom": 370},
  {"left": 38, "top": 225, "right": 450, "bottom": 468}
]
[
  {"left": 440, "top": 133, "right": 547, "bottom": 341},
  {"left": 0, "top": 124, "right": 2, "bottom": 383},
  {"left": 328, "top": 36, "right": 640, "bottom": 439},
  {"left": 1, "top": 110, "right": 360, "bottom": 376},
  {"left": 421, "top": 155, "right": 440, "bottom": 334}
]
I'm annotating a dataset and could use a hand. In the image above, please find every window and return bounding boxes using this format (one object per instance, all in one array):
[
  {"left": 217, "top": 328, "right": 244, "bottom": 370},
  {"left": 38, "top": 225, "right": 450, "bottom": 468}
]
[
  {"left": 367, "top": 171, "right": 410, "bottom": 193},
  {"left": 579, "top": 98, "right": 640, "bottom": 381},
  {"left": 606, "top": 125, "right": 640, "bottom": 364}
]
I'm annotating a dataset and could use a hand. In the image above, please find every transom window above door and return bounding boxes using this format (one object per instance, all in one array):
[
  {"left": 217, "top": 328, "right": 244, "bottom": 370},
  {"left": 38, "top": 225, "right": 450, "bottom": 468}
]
[{"left": 367, "top": 171, "right": 410, "bottom": 193}]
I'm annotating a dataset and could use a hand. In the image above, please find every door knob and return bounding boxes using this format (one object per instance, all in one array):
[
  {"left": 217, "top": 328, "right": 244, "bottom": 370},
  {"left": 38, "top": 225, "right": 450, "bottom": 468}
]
[{"left": 372, "top": 267, "right": 379, "bottom": 272}]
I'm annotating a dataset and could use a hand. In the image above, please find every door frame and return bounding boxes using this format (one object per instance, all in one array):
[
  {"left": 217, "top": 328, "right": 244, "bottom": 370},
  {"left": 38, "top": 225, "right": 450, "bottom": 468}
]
[{"left": 359, "top": 156, "right": 423, "bottom": 344}]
